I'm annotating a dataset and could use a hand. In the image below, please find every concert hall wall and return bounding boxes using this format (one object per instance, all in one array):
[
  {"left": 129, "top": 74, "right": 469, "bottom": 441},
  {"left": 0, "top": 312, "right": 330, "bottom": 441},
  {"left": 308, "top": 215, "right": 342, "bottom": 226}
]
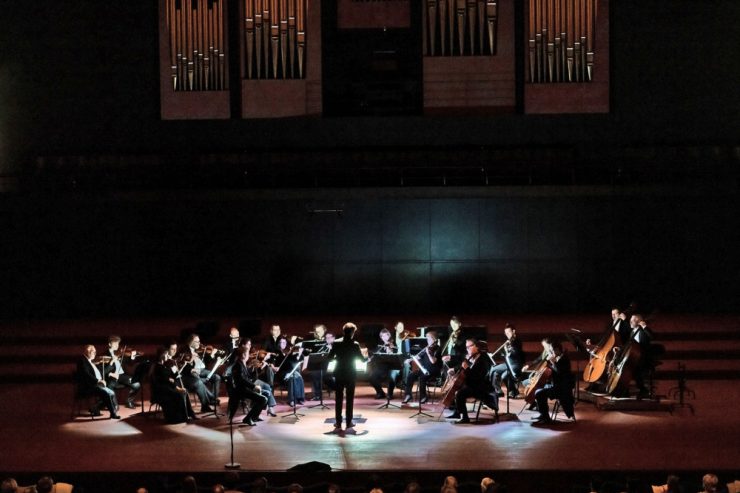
[{"left": 1, "top": 188, "right": 738, "bottom": 318}]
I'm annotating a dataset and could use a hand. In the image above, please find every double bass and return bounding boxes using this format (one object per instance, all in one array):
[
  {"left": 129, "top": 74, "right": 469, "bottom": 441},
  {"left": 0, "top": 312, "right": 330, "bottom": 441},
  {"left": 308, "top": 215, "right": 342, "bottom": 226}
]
[
  {"left": 605, "top": 339, "right": 642, "bottom": 395},
  {"left": 582, "top": 331, "right": 616, "bottom": 383}
]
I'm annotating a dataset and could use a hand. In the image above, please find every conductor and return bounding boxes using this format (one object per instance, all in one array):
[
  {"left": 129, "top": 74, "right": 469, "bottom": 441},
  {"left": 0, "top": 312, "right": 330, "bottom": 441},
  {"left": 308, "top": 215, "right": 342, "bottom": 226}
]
[{"left": 328, "top": 322, "right": 366, "bottom": 433}]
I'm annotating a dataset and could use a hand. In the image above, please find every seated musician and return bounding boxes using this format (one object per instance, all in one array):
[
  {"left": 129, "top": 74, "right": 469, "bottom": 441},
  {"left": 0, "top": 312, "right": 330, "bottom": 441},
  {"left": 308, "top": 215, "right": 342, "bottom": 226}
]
[
  {"left": 491, "top": 323, "right": 524, "bottom": 398},
  {"left": 75, "top": 345, "right": 120, "bottom": 419},
  {"left": 269, "top": 336, "right": 306, "bottom": 406},
  {"left": 521, "top": 337, "right": 553, "bottom": 410},
  {"left": 179, "top": 333, "right": 220, "bottom": 413},
  {"left": 309, "top": 329, "right": 337, "bottom": 400},
  {"left": 402, "top": 331, "right": 442, "bottom": 404},
  {"left": 228, "top": 346, "right": 269, "bottom": 426},
  {"left": 263, "top": 324, "right": 283, "bottom": 355},
  {"left": 151, "top": 347, "right": 197, "bottom": 423},
  {"left": 103, "top": 335, "right": 142, "bottom": 409},
  {"left": 239, "top": 338, "right": 278, "bottom": 416},
  {"left": 446, "top": 338, "right": 497, "bottom": 424},
  {"left": 532, "top": 340, "right": 575, "bottom": 424},
  {"left": 368, "top": 328, "right": 401, "bottom": 399}
]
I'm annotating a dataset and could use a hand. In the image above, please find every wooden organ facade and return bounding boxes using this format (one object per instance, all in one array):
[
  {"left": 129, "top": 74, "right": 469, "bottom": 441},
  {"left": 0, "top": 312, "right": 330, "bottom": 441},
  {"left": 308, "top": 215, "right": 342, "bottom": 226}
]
[{"left": 158, "top": 0, "right": 608, "bottom": 119}]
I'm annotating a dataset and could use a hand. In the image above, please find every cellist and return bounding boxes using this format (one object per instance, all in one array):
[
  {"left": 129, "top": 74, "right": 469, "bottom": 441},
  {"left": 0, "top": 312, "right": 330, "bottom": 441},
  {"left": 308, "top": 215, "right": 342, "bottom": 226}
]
[
  {"left": 532, "top": 340, "right": 575, "bottom": 424},
  {"left": 444, "top": 338, "right": 497, "bottom": 424}
]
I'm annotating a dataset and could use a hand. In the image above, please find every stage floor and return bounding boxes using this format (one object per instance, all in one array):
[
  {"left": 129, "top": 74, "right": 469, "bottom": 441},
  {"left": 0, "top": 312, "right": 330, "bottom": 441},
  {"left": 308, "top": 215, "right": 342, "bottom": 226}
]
[{"left": 1, "top": 379, "right": 738, "bottom": 474}]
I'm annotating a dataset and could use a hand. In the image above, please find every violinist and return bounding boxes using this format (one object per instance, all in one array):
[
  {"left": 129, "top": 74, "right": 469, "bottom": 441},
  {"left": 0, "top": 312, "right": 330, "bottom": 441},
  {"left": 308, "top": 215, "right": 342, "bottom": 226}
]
[
  {"left": 445, "top": 338, "right": 496, "bottom": 424},
  {"left": 441, "top": 316, "right": 466, "bottom": 371},
  {"left": 75, "top": 345, "right": 120, "bottom": 419},
  {"left": 309, "top": 330, "right": 336, "bottom": 400},
  {"left": 368, "top": 328, "right": 401, "bottom": 399},
  {"left": 402, "top": 331, "right": 442, "bottom": 404},
  {"left": 102, "top": 335, "right": 142, "bottom": 409},
  {"left": 532, "top": 340, "right": 575, "bottom": 424},
  {"left": 263, "top": 324, "right": 283, "bottom": 355},
  {"left": 490, "top": 323, "right": 524, "bottom": 398},
  {"left": 239, "top": 338, "right": 278, "bottom": 416},
  {"left": 151, "top": 347, "right": 197, "bottom": 423},
  {"left": 269, "top": 336, "right": 306, "bottom": 406},
  {"left": 180, "top": 333, "right": 221, "bottom": 413},
  {"left": 228, "top": 346, "right": 269, "bottom": 426}
]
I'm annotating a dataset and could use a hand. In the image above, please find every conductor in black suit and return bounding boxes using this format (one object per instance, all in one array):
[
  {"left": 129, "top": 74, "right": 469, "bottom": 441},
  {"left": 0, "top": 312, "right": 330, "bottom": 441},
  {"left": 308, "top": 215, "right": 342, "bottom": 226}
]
[{"left": 327, "top": 323, "right": 366, "bottom": 431}]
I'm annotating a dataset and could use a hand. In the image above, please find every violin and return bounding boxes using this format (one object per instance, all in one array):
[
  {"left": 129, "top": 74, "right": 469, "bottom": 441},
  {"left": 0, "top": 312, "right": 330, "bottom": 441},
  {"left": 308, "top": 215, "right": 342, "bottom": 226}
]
[{"left": 399, "top": 330, "right": 417, "bottom": 340}]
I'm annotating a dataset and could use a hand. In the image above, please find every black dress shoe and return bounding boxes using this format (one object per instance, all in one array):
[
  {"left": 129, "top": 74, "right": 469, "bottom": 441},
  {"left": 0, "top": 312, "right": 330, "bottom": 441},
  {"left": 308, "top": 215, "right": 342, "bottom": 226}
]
[
  {"left": 111, "top": 414, "right": 121, "bottom": 420},
  {"left": 200, "top": 406, "right": 214, "bottom": 413},
  {"left": 297, "top": 399, "right": 305, "bottom": 405},
  {"left": 89, "top": 408, "right": 102, "bottom": 417},
  {"left": 419, "top": 396, "right": 428, "bottom": 404},
  {"left": 402, "top": 395, "right": 412, "bottom": 404},
  {"left": 255, "top": 416, "right": 264, "bottom": 422},
  {"left": 445, "top": 413, "right": 461, "bottom": 420},
  {"left": 375, "top": 393, "right": 386, "bottom": 400},
  {"left": 454, "top": 417, "right": 471, "bottom": 424},
  {"left": 125, "top": 401, "right": 137, "bottom": 409},
  {"left": 532, "top": 415, "right": 552, "bottom": 424},
  {"left": 242, "top": 417, "right": 256, "bottom": 426}
]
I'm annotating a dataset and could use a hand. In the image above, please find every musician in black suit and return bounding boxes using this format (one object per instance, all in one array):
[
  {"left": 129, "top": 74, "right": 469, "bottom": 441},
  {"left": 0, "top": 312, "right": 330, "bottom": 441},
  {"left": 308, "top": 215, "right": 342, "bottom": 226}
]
[
  {"left": 151, "top": 347, "right": 197, "bottom": 424},
  {"left": 628, "top": 314, "right": 654, "bottom": 398},
  {"left": 533, "top": 340, "right": 575, "bottom": 424},
  {"left": 441, "top": 316, "right": 466, "bottom": 370},
  {"left": 103, "top": 335, "right": 142, "bottom": 409},
  {"left": 263, "top": 324, "right": 283, "bottom": 355},
  {"left": 229, "top": 347, "right": 269, "bottom": 426},
  {"left": 402, "top": 331, "right": 442, "bottom": 404},
  {"left": 491, "top": 323, "right": 525, "bottom": 398},
  {"left": 446, "top": 338, "right": 497, "bottom": 424},
  {"left": 368, "top": 328, "right": 401, "bottom": 399},
  {"left": 75, "top": 345, "right": 120, "bottom": 419},
  {"left": 327, "top": 323, "right": 366, "bottom": 431},
  {"left": 179, "top": 333, "right": 220, "bottom": 413}
]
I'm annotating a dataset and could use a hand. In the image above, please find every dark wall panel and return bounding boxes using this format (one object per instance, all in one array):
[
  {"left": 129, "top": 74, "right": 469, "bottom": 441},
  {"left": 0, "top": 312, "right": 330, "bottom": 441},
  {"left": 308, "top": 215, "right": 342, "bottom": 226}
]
[
  {"left": 2, "top": 189, "right": 739, "bottom": 318},
  {"left": 430, "top": 199, "right": 480, "bottom": 260},
  {"left": 480, "top": 198, "right": 529, "bottom": 260},
  {"left": 382, "top": 200, "right": 430, "bottom": 261}
]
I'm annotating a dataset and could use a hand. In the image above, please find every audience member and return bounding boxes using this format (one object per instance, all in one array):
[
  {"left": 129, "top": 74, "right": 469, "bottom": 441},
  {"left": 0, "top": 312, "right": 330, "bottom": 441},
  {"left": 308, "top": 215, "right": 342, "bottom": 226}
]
[
  {"left": 480, "top": 478, "right": 495, "bottom": 493},
  {"left": 213, "top": 485, "right": 225, "bottom": 493},
  {"left": 36, "top": 476, "right": 73, "bottom": 493},
  {"left": 286, "top": 484, "right": 303, "bottom": 493},
  {"left": 441, "top": 476, "right": 458, "bottom": 492},
  {"left": 699, "top": 475, "right": 720, "bottom": 493},
  {"left": 181, "top": 476, "right": 198, "bottom": 493},
  {"left": 1, "top": 479, "right": 18, "bottom": 493}
]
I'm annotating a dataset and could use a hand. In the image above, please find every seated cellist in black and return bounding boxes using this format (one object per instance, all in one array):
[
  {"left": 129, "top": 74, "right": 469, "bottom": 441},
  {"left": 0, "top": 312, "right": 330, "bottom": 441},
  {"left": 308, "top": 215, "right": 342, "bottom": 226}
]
[
  {"left": 445, "top": 338, "right": 497, "bottom": 424},
  {"left": 151, "top": 347, "right": 197, "bottom": 424},
  {"left": 532, "top": 340, "right": 575, "bottom": 424}
]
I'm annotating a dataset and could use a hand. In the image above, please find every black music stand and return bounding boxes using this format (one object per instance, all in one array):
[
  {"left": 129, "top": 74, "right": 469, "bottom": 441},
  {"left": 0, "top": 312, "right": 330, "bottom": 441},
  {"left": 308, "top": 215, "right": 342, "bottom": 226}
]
[
  {"left": 497, "top": 354, "right": 517, "bottom": 421},
  {"left": 408, "top": 368, "right": 435, "bottom": 419},
  {"left": 282, "top": 361, "right": 305, "bottom": 419},
  {"left": 306, "top": 353, "right": 331, "bottom": 410},
  {"left": 566, "top": 331, "right": 588, "bottom": 401},
  {"left": 374, "top": 354, "right": 404, "bottom": 410}
]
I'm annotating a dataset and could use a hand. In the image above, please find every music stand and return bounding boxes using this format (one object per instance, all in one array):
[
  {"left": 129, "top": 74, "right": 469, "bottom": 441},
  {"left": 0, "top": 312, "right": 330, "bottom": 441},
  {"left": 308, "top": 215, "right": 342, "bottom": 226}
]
[
  {"left": 373, "top": 354, "right": 404, "bottom": 410},
  {"left": 282, "top": 361, "right": 305, "bottom": 419},
  {"left": 497, "top": 355, "right": 517, "bottom": 421},
  {"left": 306, "top": 353, "right": 331, "bottom": 410},
  {"left": 408, "top": 369, "right": 435, "bottom": 419},
  {"left": 566, "top": 331, "right": 588, "bottom": 401}
]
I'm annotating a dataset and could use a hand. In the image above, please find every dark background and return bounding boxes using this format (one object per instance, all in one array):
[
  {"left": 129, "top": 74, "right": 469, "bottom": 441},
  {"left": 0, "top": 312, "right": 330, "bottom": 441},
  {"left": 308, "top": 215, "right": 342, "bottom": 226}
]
[{"left": 0, "top": 1, "right": 738, "bottom": 319}]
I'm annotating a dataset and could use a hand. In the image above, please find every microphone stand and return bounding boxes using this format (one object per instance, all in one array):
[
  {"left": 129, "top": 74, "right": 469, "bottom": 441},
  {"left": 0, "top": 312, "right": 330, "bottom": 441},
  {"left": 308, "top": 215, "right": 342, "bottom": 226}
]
[{"left": 224, "top": 411, "right": 241, "bottom": 469}]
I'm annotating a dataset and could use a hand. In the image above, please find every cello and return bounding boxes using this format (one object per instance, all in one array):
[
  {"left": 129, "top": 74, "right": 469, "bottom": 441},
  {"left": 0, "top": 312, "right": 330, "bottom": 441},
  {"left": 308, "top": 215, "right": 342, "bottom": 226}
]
[{"left": 523, "top": 358, "right": 553, "bottom": 404}]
